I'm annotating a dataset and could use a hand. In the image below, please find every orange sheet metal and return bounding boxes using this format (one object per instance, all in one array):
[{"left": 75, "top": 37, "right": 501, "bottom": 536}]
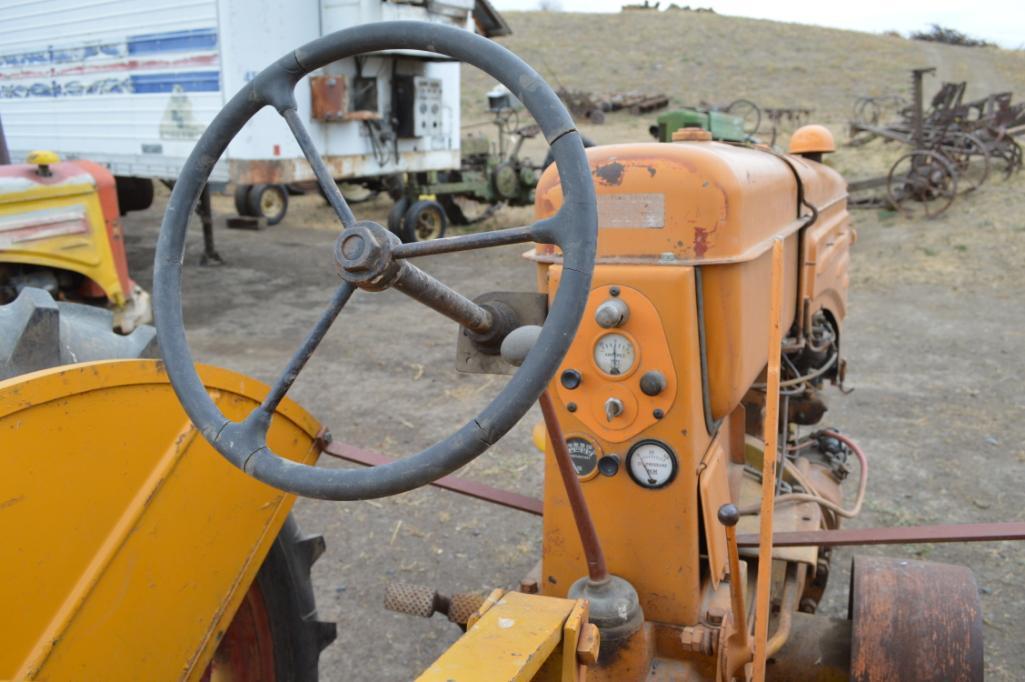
[{"left": 752, "top": 238, "right": 786, "bottom": 682}]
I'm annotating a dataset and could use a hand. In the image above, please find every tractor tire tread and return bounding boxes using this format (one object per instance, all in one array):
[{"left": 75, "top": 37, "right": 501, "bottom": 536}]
[{"left": 0, "top": 287, "right": 158, "bottom": 381}]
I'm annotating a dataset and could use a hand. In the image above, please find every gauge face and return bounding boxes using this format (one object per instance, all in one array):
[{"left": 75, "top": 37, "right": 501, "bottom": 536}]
[
  {"left": 593, "top": 333, "right": 636, "bottom": 376},
  {"left": 566, "top": 437, "right": 600, "bottom": 480},
  {"left": 626, "top": 440, "right": 677, "bottom": 489}
]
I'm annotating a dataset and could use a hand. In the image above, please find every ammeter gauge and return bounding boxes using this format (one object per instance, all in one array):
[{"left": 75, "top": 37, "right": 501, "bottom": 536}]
[
  {"left": 626, "top": 440, "right": 678, "bottom": 489},
  {"left": 566, "top": 436, "right": 600, "bottom": 480},
  {"left": 593, "top": 332, "right": 636, "bottom": 377}
]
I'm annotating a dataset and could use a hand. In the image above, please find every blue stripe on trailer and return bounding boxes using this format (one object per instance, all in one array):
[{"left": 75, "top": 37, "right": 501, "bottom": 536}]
[
  {"left": 129, "top": 71, "right": 220, "bottom": 93},
  {"left": 127, "top": 28, "right": 218, "bottom": 56}
]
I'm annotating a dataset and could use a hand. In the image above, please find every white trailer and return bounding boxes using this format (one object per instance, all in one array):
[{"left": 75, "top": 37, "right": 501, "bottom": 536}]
[{"left": 0, "top": 0, "right": 507, "bottom": 223}]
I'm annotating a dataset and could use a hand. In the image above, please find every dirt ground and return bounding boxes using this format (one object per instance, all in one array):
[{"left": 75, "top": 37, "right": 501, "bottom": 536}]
[{"left": 122, "top": 128, "right": 1025, "bottom": 678}]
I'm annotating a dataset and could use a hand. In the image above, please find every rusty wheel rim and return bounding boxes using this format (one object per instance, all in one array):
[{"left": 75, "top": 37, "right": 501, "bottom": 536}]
[
  {"left": 415, "top": 207, "right": 443, "bottom": 240},
  {"left": 202, "top": 581, "right": 276, "bottom": 682},
  {"left": 260, "top": 189, "right": 285, "bottom": 219}
]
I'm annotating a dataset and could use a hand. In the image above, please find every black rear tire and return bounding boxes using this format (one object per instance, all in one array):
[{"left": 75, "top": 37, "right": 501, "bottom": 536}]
[
  {"left": 115, "top": 176, "right": 155, "bottom": 215},
  {"left": 248, "top": 184, "right": 289, "bottom": 225},
  {"left": 387, "top": 196, "right": 411, "bottom": 236},
  {"left": 234, "top": 184, "right": 253, "bottom": 216}
]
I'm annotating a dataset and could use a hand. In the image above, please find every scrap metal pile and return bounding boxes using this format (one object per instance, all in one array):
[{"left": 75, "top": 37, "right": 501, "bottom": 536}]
[
  {"left": 556, "top": 87, "right": 669, "bottom": 124},
  {"left": 848, "top": 67, "right": 1025, "bottom": 218}
]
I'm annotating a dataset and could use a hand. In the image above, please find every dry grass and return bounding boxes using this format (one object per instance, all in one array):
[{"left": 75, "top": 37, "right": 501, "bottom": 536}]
[
  {"left": 462, "top": 11, "right": 1025, "bottom": 123},
  {"left": 454, "top": 11, "right": 1025, "bottom": 295}
]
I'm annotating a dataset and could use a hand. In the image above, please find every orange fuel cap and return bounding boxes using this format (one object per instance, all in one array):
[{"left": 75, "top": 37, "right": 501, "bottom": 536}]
[{"left": 788, "top": 125, "right": 836, "bottom": 155}]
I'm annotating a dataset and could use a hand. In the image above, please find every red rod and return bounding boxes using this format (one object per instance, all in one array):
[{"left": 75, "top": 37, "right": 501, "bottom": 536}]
[
  {"left": 320, "top": 439, "right": 544, "bottom": 515},
  {"left": 539, "top": 390, "right": 609, "bottom": 582},
  {"left": 736, "top": 521, "right": 1025, "bottom": 548}
]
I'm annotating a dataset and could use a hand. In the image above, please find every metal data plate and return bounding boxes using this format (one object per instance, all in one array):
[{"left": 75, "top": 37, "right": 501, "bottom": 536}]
[{"left": 455, "top": 291, "right": 547, "bottom": 375}]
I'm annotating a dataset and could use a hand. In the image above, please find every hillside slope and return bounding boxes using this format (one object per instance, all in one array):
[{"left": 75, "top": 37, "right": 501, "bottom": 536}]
[{"left": 462, "top": 10, "right": 1025, "bottom": 123}]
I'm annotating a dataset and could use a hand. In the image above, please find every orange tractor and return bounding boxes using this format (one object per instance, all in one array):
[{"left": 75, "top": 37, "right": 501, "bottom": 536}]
[{"left": 4, "top": 20, "right": 1019, "bottom": 681}]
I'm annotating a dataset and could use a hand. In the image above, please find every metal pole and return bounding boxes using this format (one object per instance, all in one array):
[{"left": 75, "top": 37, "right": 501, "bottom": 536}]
[
  {"left": 752, "top": 238, "right": 786, "bottom": 682},
  {"left": 0, "top": 113, "right": 11, "bottom": 165},
  {"left": 539, "top": 390, "right": 608, "bottom": 583},
  {"left": 197, "top": 184, "right": 223, "bottom": 266}
]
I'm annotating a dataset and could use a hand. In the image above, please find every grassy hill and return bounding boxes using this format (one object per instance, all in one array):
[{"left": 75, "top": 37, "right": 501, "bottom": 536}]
[{"left": 461, "top": 10, "right": 1025, "bottom": 125}]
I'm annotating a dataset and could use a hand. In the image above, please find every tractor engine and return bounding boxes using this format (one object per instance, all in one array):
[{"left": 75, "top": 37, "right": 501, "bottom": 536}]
[{"left": 526, "top": 129, "right": 853, "bottom": 677}]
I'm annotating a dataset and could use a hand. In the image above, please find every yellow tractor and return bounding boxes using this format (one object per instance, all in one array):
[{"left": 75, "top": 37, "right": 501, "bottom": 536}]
[
  {"left": 2, "top": 21, "right": 1009, "bottom": 681},
  {"left": 0, "top": 149, "right": 151, "bottom": 332}
]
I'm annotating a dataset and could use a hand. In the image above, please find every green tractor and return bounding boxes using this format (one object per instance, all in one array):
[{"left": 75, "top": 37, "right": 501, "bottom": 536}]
[
  {"left": 649, "top": 98, "right": 760, "bottom": 143},
  {"left": 387, "top": 89, "right": 592, "bottom": 243}
]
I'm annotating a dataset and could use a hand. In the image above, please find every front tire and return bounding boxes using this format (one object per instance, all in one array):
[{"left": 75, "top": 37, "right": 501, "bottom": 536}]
[{"left": 205, "top": 516, "right": 336, "bottom": 681}]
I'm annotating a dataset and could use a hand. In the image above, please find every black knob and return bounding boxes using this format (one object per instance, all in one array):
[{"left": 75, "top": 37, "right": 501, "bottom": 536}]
[
  {"left": 717, "top": 503, "right": 740, "bottom": 527},
  {"left": 598, "top": 454, "right": 621, "bottom": 477},
  {"left": 639, "top": 370, "right": 667, "bottom": 396},
  {"left": 560, "top": 369, "right": 582, "bottom": 390}
]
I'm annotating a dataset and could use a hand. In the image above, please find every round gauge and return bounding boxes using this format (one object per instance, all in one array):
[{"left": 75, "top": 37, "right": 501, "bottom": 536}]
[
  {"left": 626, "top": 440, "right": 678, "bottom": 489},
  {"left": 593, "top": 332, "right": 636, "bottom": 377},
  {"left": 565, "top": 436, "right": 600, "bottom": 480}
]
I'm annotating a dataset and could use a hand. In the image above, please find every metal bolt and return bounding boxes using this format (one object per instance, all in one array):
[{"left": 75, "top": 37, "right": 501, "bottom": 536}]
[
  {"left": 799, "top": 598, "right": 818, "bottom": 613},
  {"left": 341, "top": 234, "right": 366, "bottom": 260},
  {"left": 567, "top": 402, "right": 577, "bottom": 413},
  {"left": 705, "top": 606, "right": 726, "bottom": 626},
  {"left": 653, "top": 408, "right": 664, "bottom": 419},
  {"left": 609, "top": 286, "right": 620, "bottom": 297}
]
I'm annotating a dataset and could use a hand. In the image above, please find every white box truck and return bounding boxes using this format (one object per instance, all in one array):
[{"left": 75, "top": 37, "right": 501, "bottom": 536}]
[{"left": 0, "top": 0, "right": 509, "bottom": 225}]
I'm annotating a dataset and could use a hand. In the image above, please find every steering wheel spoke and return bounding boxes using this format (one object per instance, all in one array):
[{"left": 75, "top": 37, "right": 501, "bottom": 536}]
[
  {"left": 281, "top": 107, "right": 356, "bottom": 228},
  {"left": 154, "top": 21, "right": 597, "bottom": 501},
  {"left": 257, "top": 280, "right": 357, "bottom": 418}
]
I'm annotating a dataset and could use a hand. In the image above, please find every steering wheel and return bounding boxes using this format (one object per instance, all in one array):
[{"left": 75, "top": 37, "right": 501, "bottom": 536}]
[{"left": 153, "top": 21, "right": 597, "bottom": 500}]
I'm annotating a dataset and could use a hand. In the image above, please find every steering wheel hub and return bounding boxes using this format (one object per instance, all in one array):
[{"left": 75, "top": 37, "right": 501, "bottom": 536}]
[{"left": 334, "top": 221, "right": 401, "bottom": 288}]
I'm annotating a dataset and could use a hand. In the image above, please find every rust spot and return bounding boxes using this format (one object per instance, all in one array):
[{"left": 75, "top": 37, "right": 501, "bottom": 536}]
[
  {"left": 694, "top": 227, "right": 711, "bottom": 257},
  {"left": 594, "top": 161, "right": 625, "bottom": 186},
  {"left": 646, "top": 166, "right": 656, "bottom": 177}
]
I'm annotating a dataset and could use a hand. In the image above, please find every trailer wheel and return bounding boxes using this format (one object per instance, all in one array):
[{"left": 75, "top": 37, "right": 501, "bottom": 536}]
[
  {"left": 248, "top": 184, "right": 289, "bottom": 225},
  {"left": 234, "top": 184, "right": 253, "bottom": 216},
  {"left": 724, "top": 98, "right": 762, "bottom": 135},
  {"left": 401, "top": 199, "right": 447, "bottom": 243},
  {"left": 849, "top": 555, "right": 983, "bottom": 682},
  {"left": 203, "top": 516, "right": 336, "bottom": 681},
  {"left": 387, "top": 196, "right": 410, "bottom": 236}
]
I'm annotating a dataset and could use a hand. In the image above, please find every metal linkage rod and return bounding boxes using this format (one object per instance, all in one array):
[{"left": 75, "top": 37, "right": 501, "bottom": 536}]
[
  {"left": 737, "top": 522, "right": 1025, "bottom": 548},
  {"left": 391, "top": 261, "right": 493, "bottom": 335},
  {"left": 752, "top": 238, "right": 786, "bottom": 682},
  {"left": 539, "top": 390, "right": 608, "bottom": 582}
]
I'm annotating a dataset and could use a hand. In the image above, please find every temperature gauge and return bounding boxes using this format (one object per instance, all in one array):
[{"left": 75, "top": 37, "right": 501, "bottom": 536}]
[
  {"left": 566, "top": 436, "right": 601, "bottom": 480},
  {"left": 626, "top": 440, "right": 677, "bottom": 489},
  {"left": 594, "top": 332, "right": 636, "bottom": 377}
]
